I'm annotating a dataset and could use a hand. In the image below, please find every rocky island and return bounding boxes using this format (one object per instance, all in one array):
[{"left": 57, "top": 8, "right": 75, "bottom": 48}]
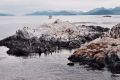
[
  {"left": 68, "top": 24, "right": 120, "bottom": 74},
  {"left": 0, "top": 19, "right": 109, "bottom": 56}
]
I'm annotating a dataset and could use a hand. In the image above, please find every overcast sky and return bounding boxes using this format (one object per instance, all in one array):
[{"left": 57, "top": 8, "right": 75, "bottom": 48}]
[{"left": 0, "top": 0, "right": 120, "bottom": 15}]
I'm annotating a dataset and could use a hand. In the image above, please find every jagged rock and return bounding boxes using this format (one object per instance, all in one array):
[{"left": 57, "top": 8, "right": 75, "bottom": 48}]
[
  {"left": 68, "top": 23, "right": 120, "bottom": 73},
  {"left": 0, "top": 20, "right": 109, "bottom": 56},
  {"left": 103, "top": 23, "right": 120, "bottom": 38}
]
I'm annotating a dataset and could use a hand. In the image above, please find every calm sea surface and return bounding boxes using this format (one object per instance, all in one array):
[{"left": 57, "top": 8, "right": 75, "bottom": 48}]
[{"left": 0, "top": 15, "right": 120, "bottom": 80}]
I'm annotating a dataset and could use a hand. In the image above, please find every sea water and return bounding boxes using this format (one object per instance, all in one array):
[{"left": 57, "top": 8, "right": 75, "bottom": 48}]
[{"left": 0, "top": 15, "right": 120, "bottom": 80}]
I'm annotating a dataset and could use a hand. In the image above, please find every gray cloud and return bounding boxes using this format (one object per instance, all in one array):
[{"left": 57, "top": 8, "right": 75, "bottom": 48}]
[{"left": 0, "top": 0, "right": 120, "bottom": 15}]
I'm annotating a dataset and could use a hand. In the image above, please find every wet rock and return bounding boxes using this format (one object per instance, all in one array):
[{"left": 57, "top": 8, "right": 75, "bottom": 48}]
[
  {"left": 67, "top": 62, "right": 74, "bottom": 66},
  {"left": 114, "top": 61, "right": 120, "bottom": 73},
  {"left": 7, "top": 48, "right": 29, "bottom": 57},
  {"left": 88, "top": 62, "right": 104, "bottom": 70}
]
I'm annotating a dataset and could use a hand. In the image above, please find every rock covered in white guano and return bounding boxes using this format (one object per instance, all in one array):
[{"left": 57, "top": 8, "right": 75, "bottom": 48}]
[
  {"left": 16, "top": 27, "right": 34, "bottom": 39},
  {"left": 16, "top": 19, "right": 108, "bottom": 41}
]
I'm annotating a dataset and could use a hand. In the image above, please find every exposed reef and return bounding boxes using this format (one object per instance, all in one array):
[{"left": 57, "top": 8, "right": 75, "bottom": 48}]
[
  {"left": 0, "top": 20, "right": 109, "bottom": 57},
  {"left": 68, "top": 23, "right": 120, "bottom": 74}
]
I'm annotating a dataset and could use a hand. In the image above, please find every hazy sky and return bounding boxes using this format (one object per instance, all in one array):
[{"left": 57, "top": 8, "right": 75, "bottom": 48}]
[{"left": 0, "top": 0, "right": 120, "bottom": 15}]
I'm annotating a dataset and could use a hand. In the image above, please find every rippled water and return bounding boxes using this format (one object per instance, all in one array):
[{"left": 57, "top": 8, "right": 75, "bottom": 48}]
[{"left": 0, "top": 15, "right": 120, "bottom": 80}]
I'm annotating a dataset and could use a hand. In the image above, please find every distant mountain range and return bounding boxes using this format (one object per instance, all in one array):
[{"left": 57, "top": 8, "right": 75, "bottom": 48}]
[
  {"left": 26, "top": 7, "right": 120, "bottom": 16},
  {"left": 84, "top": 7, "right": 113, "bottom": 15},
  {"left": 0, "top": 12, "right": 14, "bottom": 16},
  {"left": 26, "top": 10, "right": 83, "bottom": 16},
  {"left": 1, "top": 6, "right": 120, "bottom": 16},
  {"left": 84, "top": 7, "right": 120, "bottom": 15}
]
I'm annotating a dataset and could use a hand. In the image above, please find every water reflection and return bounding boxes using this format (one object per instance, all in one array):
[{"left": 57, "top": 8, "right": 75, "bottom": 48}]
[
  {"left": 1, "top": 46, "right": 120, "bottom": 80},
  {"left": 5, "top": 46, "right": 120, "bottom": 75},
  {"left": 6, "top": 45, "right": 74, "bottom": 58}
]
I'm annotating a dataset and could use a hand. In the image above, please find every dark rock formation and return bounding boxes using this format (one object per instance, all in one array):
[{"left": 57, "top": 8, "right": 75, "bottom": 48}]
[
  {"left": 68, "top": 23, "right": 120, "bottom": 74},
  {"left": 0, "top": 36, "right": 57, "bottom": 56}
]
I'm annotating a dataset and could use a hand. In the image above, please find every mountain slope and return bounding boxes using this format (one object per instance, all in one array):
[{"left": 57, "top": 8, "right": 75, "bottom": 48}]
[
  {"left": 0, "top": 12, "right": 14, "bottom": 16},
  {"left": 26, "top": 10, "right": 83, "bottom": 16},
  {"left": 110, "top": 7, "right": 120, "bottom": 15},
  {"left": 84, "top": 7, "right": 113, "bottom": 15}
]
